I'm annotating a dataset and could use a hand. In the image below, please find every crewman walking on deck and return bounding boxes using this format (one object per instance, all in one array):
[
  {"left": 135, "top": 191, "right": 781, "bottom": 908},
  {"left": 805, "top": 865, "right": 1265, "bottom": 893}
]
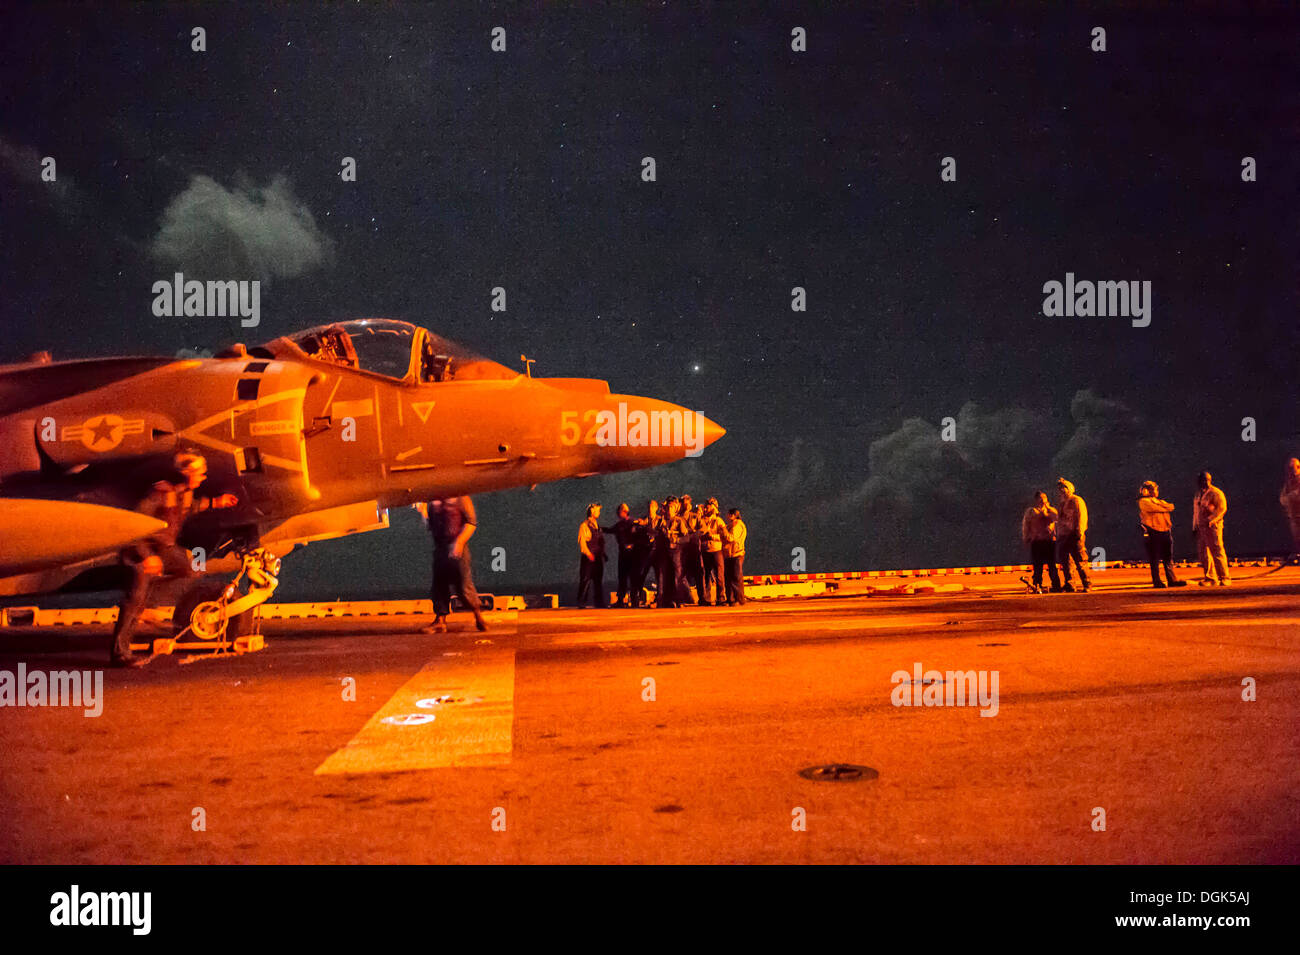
[
  {"left": 577, "top": 503, "right": 608, "bottom": 607},
  {"left": 1055, "top": 478, "right": 1092, "bottom": 592},
  {"left": 421, "top": 496, "right": 488, "bottom": 633},
  {"left": 1021, "top": 490, "right": 1061, "bottom": 593},
  {"left": 1193, "top": 471, "right": 1231, "bottom": 586},
  {"left": 724, "top": 507, "right": 748, "bottom": 605},
  {"left": 1137, "top": 481, "right": 1185, "bottom": 588},
  {"left": 110, "top": 452, "right": 239, "bottom": 666}
]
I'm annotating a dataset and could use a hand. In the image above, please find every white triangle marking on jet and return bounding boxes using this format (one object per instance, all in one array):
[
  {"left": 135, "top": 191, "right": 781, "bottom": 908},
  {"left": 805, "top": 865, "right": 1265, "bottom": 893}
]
[{"left": 411, "top": 401, "right": 435, "bottom": 423}]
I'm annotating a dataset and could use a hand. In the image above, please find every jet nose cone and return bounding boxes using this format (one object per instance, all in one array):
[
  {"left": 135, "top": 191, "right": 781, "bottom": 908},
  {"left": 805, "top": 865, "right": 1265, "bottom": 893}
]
[
  {"left": 698, "top": 415, "right": 726, "bottom": 448},
  {"left": 677, "top": 411, "right": 725, "bottom": 460},
  {"left": 585, "top": 398, "right": 726, "bottom": 472}
]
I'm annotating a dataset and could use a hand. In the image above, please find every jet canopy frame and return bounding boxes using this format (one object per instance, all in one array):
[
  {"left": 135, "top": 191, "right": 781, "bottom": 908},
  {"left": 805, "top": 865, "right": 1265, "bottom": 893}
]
[{"left": 268, "top": 319, "right": 518, "bottom": 384}]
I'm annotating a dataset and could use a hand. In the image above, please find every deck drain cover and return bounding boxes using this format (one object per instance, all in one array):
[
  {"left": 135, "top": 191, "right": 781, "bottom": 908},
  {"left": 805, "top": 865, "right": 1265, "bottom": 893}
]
[{"left": 798, "top": 764, "right": 878, "bottom": 782}]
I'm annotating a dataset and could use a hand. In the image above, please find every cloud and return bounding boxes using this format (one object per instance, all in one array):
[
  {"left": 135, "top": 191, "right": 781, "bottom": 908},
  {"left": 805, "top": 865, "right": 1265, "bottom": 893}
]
[
  {"left": 814, "top": 391, "right": 1153, "bottom": 566},
  {"left": 150, "top": 175, "right": 333, "bottom": 282},
  {"left": 1051, "top": 388, "right": 1143, "bottom": 482},
  {"left": 774, "top": 437, "right": 826, "bottom": 496},
  {"left": 0, "top": 135, "right": 75, "bottom": 204},
  {"left": 843, "top": 401, "right": 1053, "bottom": 519}
]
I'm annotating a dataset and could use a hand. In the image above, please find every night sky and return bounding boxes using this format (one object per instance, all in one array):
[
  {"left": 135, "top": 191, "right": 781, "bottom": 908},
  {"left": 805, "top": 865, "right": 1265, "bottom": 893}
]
[{"left": 2, "top": 4, "right": 1296, "bottom": 599}]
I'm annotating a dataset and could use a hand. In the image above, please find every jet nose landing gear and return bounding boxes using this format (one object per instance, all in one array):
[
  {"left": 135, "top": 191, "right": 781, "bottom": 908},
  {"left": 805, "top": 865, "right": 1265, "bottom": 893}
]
[{"left": 162, "top": 548, "right": 281, "bottom": 660}]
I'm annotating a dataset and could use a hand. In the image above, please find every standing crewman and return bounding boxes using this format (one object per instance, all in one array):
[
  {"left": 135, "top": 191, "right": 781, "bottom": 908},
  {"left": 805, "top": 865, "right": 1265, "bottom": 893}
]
[
  {"left": 110, "top": 452, "right": 239, "bottom": 667},
  {"left": 577, "top": 503, "right": 607, "bottom": 607},
  {"left": 420, "top": 496, "right": 488, "bottom": 633},
  {"left": 679, "top": 494, "right": 703, "bottom": 604},
  {"left": 604, "top": 502, "right": 640, "bottom": 607},
  {"left": 697, "top": 498, "right": 730, "bottom": 606},
  {"left": 654, "top": 497, "right": 679, "bottom": 608},
  {"left": 1280, "top": 457, "right": 1300, "bottom": 562},
  {"left": 1137, "top": 481, "right": 1185, "bottom": 588},
  {"left": 632, "top": 499, "right": 659, "bottom": 607},
  {"left": 1054, "top": 478, "right": 1092, "bottom": 592},
  {"left": 724, "top": 507, "right": 748, "bottom": 606},
  {"left": 1193, "top": 471, "right": 1231, "bottom": 586},
  {"left": 659, "top": 496, "right": 688, "bottom": 608},
  {"left": 1021, "top": 490, "right": 1061, "bottom": 593}
]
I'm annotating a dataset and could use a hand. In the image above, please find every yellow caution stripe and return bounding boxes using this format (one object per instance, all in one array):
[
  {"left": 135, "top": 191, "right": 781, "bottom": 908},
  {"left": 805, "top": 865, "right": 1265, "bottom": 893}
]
[{"left": 315, "top": 649, "right": 515, "bottom": 774}]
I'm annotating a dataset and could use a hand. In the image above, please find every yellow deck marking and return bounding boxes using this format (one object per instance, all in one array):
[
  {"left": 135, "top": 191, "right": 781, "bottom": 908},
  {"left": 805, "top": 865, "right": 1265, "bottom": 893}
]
[
  {"left": 1020, "top": 616, "right": 1300, "bottom": 629},
  {"left": 315, "top": 649, "right": 515, "bottom": 774}
]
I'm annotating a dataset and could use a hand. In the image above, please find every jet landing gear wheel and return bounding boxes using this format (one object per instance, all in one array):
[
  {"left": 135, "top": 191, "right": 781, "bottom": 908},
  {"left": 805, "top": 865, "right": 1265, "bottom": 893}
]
[
  {"left": 172, "top": 580, "right": 254, "bottom": 641},
  {"left": 189, "top": 598, "right": 227, "bottom": 640}
]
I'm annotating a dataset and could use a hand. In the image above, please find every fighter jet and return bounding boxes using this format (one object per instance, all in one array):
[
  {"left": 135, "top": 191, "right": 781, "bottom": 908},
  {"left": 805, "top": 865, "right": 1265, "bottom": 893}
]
[{"left": 0, "top": 318, "right": 724, "bottom": 634}]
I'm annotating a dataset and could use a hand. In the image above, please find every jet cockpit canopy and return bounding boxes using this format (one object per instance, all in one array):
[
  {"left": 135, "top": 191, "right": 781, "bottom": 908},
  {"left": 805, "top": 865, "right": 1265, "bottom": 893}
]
[{"left": 264, "top": 319, "right": 518, "bottom": 383}]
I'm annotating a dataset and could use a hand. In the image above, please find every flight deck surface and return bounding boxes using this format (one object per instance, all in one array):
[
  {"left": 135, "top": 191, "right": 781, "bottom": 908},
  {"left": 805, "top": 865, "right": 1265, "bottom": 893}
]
[{"left": 2, "top": 566, "right": 1296, "bottom": 864}]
